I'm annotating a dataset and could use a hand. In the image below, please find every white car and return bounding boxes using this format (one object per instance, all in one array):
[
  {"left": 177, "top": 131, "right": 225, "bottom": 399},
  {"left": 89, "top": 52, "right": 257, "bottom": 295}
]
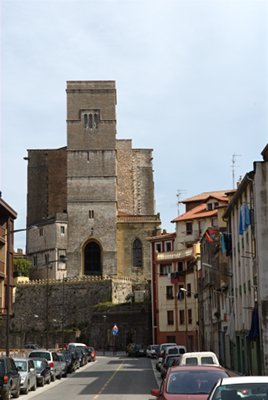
[
  {"left": 146, "top": 345, "right": 160, "bottom": 358},
  {"left": 208, "top": 376, "right": 268, "bottom": 399},
  {"left": 179, "top": 351, "right": 220, "bottom": 366}
]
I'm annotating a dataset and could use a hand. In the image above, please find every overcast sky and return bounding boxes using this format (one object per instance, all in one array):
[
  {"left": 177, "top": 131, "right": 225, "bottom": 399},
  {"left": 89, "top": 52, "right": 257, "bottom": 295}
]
[{"left": 1, "top": 0, "right": 267, "bottom": 250}]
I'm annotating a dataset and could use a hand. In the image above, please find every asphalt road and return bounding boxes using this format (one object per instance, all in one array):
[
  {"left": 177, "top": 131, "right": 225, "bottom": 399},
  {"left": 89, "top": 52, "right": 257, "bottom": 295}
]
[{"left": 24, "top": 354, "right": 160, "bottom": 400}]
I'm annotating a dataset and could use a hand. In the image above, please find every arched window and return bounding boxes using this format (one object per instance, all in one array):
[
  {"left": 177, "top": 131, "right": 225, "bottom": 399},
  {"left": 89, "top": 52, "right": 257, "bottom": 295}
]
[
  {"left": 84, "top": 241, "right": 101, "bottom": 276},
  {"left": 133, "top": 238, "right": 143, "bottom": 267}
]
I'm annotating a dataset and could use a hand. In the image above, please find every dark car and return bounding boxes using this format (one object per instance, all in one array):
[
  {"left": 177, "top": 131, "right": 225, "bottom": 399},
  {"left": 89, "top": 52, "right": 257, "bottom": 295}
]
[
  {"left": 23, "top": 343, "right": 41, "bottom": 350},
  {"left": 159, "top": 354, "right": 181, "bottom": 379},
  {"left": 0, "top": 356, "right": 21, "bottom": 400},
  {"left": 30, "top": 358, "right": 51, "bottom": 387},
  {"left": 127, "top": 343, "right": 146, "bottom": 357},
  {"left": 57, "top": 353, "right": 68, "bottom": 377},
  {"left": 62, "top": 350, "right": 79, "bottom": 373},
  {"left": 74, "top": 348, "right": 87, "bottom": 367}
]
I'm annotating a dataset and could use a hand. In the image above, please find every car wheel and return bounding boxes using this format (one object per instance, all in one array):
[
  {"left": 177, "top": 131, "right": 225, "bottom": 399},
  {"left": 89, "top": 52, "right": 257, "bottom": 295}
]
[
  {"left": 39, "top": 377, "right": 45, "bottom": 387},
  {"left": 46, "top": 375, "right": 51, "bottom": 385},
  {"left": 2, "top": 391, "right": 11, "bottom": 400},
  {"left": 57, "top": 372, "right": 62, "bottom": 380},
  {"left": 13, "top": 383, "right": 20, "bottom": 399}
]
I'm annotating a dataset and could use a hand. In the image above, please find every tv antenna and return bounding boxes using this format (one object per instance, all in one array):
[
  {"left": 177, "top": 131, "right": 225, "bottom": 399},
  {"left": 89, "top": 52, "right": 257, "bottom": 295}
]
[
  {"left": 231, "top": 154, "right": 241, "bottom": 189},
  {"left": 176, "top": 190, "right": 186, "bottom": 216}
]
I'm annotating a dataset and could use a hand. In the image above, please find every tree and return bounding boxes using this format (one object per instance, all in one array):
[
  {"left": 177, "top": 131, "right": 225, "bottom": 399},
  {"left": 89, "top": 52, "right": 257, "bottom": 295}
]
[{"left": 13, "top": 257, "right": 32, "bottom": 277}]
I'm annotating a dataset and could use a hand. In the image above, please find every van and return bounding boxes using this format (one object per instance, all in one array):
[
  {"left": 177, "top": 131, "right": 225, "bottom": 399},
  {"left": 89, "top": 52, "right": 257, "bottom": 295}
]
[{"left": 179, "top": 351, "right": 220, "bottom": 366}]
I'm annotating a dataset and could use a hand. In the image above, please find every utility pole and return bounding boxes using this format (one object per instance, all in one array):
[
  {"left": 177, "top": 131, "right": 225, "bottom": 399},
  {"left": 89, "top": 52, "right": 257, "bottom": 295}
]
[{"left": 231, "top": 154, "right": 241, "bottom": 189}]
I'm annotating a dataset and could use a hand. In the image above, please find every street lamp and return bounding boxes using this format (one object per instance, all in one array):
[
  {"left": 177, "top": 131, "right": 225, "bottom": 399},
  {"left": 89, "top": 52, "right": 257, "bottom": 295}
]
[
  {"left": 5, "top": 223, "right": 37, "bottom": 356},
  {"left": 45, "top": 256, "right": 67, "bottom": 349}
]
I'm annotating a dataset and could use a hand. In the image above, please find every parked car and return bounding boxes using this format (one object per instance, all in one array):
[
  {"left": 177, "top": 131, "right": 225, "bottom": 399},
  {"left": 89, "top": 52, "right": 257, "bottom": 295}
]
[
  {"left": 13, "top": 358, "right": 37, "bottom": 394},
  {"left": 86, "top": 346, "right": 96, "bottom": 361},
  {"left": 146, "top": 344, "right": 160, "bottom": 358},
  {"left": 23, "top": 343, "right": 41, "bottom": 350},
  {"left": 74, "top": 348, "right": 87, "bottom": 367},
  {"left": 57, "top": 353, "right": 68, "bottom": 377},
  {"left": 151, "top": 365, "right": 236, "bottom": 400},
  {"left": 208, "top": 376, "right": 268, "bottom": 400},
  {"left": 179, "top": 351, "right": 220, "bottom": 366},
  {"left": 30, "top": 358, "right": 51, "bottom": 386},
  {"left": 28, "top": 350, "right": 62, "bottom": 381},
  {"left": 0, "top": 356, "right": 21, "bottom": 400},
  {"left": 159, "top": 354, "right": 181, "bottom": 379},
  {"left": 127, "top": 343, "right": 146, "bottom": 357},
  {"left": 156, "top": 345, "right": 182, "bottom": 372},
  {"left": 159, "top": 342, "right": 177, "bottom": 358},
  {"left": 62, "top": 350, "right": 80, "bottom": 373}
]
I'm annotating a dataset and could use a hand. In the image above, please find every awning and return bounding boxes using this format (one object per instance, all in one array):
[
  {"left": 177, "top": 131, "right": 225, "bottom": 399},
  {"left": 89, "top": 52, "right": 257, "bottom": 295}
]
[{"left": 247, "top": 307, "right": 259, "bottom": 341}]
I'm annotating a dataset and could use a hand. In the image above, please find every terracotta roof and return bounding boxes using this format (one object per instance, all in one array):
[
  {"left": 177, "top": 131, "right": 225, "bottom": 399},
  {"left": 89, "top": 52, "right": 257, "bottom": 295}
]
[
  {"left": 182, "top": 190, "right": 232, "bottom": 203},
  {"left": 147, "top": 232, "right": 176, "bottom": 241},
  {"left": 172, "top": 203, "right": 218, "bottom": 222}
]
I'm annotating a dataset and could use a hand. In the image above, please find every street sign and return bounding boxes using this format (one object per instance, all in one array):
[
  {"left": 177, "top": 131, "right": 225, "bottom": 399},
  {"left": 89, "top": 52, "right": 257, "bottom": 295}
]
[{"left": 112, "top": 324, "right": 119, "bottom": 336}]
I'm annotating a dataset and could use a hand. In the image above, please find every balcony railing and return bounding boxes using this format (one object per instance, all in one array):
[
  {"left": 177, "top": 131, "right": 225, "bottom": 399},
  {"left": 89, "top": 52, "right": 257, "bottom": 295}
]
[{"left": 157, "top": 248, "right": 193, "bottom": 262}]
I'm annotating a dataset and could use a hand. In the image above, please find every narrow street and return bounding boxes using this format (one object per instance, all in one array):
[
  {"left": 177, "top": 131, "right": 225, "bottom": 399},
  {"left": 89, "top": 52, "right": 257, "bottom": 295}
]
[{"left": 24, "top": 354, "right": 159, "bottom": 400}]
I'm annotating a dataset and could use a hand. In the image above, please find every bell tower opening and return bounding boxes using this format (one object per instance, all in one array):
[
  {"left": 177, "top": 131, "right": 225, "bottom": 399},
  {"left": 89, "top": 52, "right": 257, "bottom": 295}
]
[{"left": 84, "top": 241, "right": 102, "bottom": 276}]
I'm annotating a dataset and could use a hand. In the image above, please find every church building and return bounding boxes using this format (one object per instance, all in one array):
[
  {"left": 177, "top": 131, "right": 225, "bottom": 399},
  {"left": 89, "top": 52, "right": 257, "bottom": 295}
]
[{"left": 25, "top": 81, "right": 161, "bottom": 281}]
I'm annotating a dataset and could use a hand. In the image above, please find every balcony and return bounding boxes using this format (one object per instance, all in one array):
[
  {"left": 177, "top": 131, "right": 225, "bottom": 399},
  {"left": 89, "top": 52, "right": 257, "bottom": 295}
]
[{"left": 156, "top": 248, "right": 193, "bottom": 262}]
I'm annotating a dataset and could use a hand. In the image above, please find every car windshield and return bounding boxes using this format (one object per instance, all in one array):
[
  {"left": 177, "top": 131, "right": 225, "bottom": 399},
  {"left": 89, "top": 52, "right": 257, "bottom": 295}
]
[
  {"left": 32, "top": 360, "right": 43, "bottom": 369},
  {"left": 14, "top": 360, "right": 27, "bottom": 371},
  {"left": 167, "top": 370, "right": 229, "bottom": 394},
  {"left": 214, "top": 383, "right": 268, "bottom": 399},
  {"left": 0, "top": 360, "right": 5, "bottom": 373},
  {"left": 29, "top": 352, "right": 50, "bottom": 361}
]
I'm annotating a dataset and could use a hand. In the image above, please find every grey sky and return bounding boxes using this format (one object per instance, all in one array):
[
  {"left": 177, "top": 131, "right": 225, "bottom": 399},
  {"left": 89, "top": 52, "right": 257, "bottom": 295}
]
[{"left": 1, "top": 0, "right": 267, "bottom": 250}]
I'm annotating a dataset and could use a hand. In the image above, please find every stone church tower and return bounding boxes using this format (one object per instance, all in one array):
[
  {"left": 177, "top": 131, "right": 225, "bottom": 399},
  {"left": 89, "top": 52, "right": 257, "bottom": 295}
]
[{"left": 26, "top": 81, "right": 160, "bottom": 281}]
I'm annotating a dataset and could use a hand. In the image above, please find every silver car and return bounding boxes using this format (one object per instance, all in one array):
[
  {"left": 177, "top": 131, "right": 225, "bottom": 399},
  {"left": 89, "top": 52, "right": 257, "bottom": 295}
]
[
  {"left": 28, "top": 350, "right": 62, "bottom": 381},
  {"left": 14, "top": 358, "right": 37, "bottom": 394}
]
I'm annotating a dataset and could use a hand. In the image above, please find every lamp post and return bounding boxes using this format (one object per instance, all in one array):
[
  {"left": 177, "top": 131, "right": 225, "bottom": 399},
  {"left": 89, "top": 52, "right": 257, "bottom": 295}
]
[
  {"left": 5, "top": 224, "right": 37, "bottom": 356},
  {"left": 45, "top": 256, "right": 67, "bottom": 349}
]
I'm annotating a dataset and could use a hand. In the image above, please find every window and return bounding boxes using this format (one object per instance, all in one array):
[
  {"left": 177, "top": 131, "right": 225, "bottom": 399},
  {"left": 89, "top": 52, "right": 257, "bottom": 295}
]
[
  {"left": 188, "top": 309, "right": 192, "bottom": 324},
  {"left": 89, "top": 210, "right": 94, "bottom": 219},
  {"left": 187, "top": 283, "right": 192, "bottom": 297},
  {"left": 60, "top": 226, "right": 65, "bottom": 235},
  {"left": 160, "top": 264, "right": 171, "bottom": 276},
  {"left": 133, "top": 238, "right": 143, "bottom": 267},
  {"left": 178, "top": 285, "right": 185, "bottom": 300},
  {"left": 83, "top": 111, "right": 99, "bottom": 129},
  {"left": 155, "top": 243, "right": 162, "bottom": 252},
  {"left": 178, "top": 261, "right": 184, "bottom": 272},
  {"left": 167, "top": 310, "right": 174, "bottom": 325},
  {"left": 186, "top": 222, "right": 193, "bottom": 235},
  {"left": 39, "top": 228, "right": 43, "bottom": 236},
  {"left": 166, "top": 286, "right": 173, "bottom": 300},
  {"left": 165, "top": 241, "right": 172, "bottom": 252},
  {"left": 33, "top": 255, "right": 37, "bottom": 266},
  {"left": 179, "top": 310, "right": 185, "bottom": 325},
  {"left": 45, "top": 254, "right": 49, "bottom": 265}
]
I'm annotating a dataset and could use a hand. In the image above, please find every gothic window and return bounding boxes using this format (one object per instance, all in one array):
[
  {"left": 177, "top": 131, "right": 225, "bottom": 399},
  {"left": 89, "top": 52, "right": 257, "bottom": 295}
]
[
  {"left": 83, "top": 111, "right": 99, "bottom": 129},
  {"left": 133, "top": 238, "right": 143, "bottom": 267},
  {"left": 84, "top": 114, "right": 88, "bottom": 128},
  {"left": 89, "top": 210, "right": 94, "bottom": 219}
]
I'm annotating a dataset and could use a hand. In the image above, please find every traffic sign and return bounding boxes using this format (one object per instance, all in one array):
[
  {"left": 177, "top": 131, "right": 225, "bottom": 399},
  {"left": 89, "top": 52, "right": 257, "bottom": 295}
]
[{"left": 112, "top": 324, "right": 119, "bottom": 336}]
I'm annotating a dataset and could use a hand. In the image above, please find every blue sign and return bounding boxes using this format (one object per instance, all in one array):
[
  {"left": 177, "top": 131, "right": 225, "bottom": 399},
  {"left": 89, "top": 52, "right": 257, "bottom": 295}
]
[{"left": 112, "top": 324, "right": 119, "bottom": 336}]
